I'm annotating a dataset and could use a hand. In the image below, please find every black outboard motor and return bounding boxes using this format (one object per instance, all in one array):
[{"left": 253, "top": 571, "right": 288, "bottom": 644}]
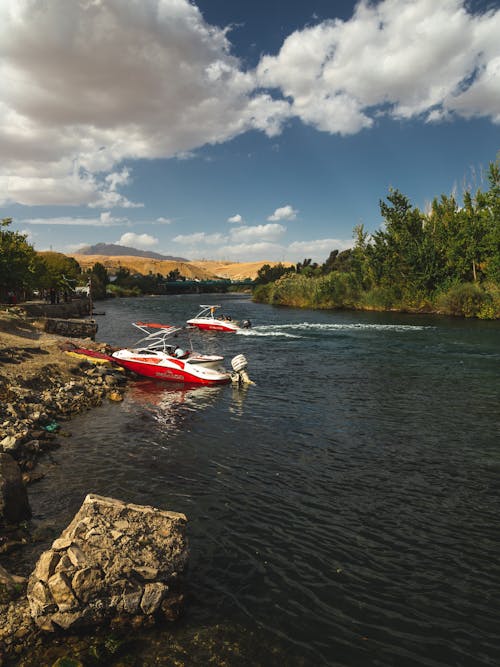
[{"left": 242, "top": 319, "right": 252, "bottom": 328}]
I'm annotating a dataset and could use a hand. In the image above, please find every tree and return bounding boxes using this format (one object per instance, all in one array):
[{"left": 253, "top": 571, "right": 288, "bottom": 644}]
[
  {"left": 322, "top": 248, "right": 353, "bottom": 275},
  {"left": 37, "top": 251, "right": 81, "bottom": 291},
  {"left": 0, "top": 218, "right": 39, "bottom": 300},
  {"left": 91, "top": 262, "right": 109, "bottom": 287},
  {"left": 255, "top": 263, "right": 293, "bottom": 285},
  {"left": 166, "top": 268, "right": 182, "bottom": 281}
]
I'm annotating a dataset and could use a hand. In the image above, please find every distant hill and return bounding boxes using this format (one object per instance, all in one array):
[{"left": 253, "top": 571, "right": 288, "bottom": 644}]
[
  {"left": 79, "top": 243, "right": 187, "bottom": 262},
  {"left": 68, "top": 254, "right": 293, "bottom": 281}
]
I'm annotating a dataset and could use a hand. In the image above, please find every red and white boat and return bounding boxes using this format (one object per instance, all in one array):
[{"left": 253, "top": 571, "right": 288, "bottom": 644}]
[
  {"left": 111, "top": 322, "right": 250, "bottom": 386},
  {"left": 186, "top": 305, "right": 251, "bottom": 333}
]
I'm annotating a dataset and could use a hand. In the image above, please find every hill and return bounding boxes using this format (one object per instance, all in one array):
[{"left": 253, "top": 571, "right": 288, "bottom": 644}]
[
  {"left": 68, "top": 254, "right": 292, "bottom": 281},
  {"left": 78, "top": 243, "right": 187, "bottom": 262}
]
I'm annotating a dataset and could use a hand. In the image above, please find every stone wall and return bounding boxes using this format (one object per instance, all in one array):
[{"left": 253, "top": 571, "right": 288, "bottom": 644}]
[
  {"left": 42, "top": 318, "right": 98, "bottom": 339},
  {"left": 21, "top": 298, "right": 91, "bottom": 319}
]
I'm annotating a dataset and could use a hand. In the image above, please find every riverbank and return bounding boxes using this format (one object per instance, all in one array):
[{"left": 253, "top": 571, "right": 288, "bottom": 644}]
[
  {"left": 0, "top": 309, "right": 135, "bottom": 660},
  {"left": 252, "top": 273, "right": 500, "bottom": 319},
  {"left": 0, "top": 309, "right": 127, "bottom": 532}
]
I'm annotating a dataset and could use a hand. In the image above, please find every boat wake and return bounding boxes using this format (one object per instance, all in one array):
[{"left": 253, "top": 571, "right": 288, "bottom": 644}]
[
  {"left": 236, "top": 328, "right": 301, "bottom": 338},
  {"left": 238, "top": 322, "right": 434, "bottom": 338}
]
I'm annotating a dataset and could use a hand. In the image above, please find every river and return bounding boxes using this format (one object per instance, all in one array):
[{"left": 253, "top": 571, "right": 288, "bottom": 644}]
[{"left": 23, "top": 293, "right": 500, "bottom": 666}]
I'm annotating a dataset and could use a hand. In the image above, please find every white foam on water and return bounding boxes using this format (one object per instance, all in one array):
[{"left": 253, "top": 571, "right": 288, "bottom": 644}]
[
  {"left": 236, "top": 328, "right": 302, "bottom": 338},
  {"left": 249, "top": 322, "right": 435, "bottom": 334}
]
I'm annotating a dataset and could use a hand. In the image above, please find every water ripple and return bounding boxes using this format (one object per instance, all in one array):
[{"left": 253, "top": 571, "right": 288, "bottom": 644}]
[{"left": 20, "top": 294, "right": 500, "bottom": 666}]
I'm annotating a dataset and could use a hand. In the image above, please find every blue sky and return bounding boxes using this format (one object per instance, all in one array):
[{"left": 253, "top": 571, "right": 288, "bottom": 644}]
[{"left": 1, "top": 0, "right": 499, "bottom": 263}]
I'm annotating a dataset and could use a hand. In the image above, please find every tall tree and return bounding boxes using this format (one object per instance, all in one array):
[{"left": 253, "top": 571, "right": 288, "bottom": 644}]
[{"left": 0, "top": 218, "right": 39, "bottom": 299}]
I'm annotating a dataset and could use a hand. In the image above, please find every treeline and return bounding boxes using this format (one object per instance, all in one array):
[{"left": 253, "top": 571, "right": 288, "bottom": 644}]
[
  {"left": 0, "top": 220, "right": 239, "bottom": 302},
  {"left": 254, "top": 160, "right": 500, "bottom": 319},
  {"left": 0, "top": 218, "right": 84, "bottom": 302}
]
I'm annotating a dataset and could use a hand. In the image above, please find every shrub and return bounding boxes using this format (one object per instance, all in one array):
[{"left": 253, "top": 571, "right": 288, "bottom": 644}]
[{"left": 435, "top": 283, "right": 491, "bottom": 318}]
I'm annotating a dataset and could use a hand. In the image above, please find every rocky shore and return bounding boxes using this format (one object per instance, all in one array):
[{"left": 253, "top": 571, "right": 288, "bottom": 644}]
[
  {"left": 0, "top": 309, "right": 189, "bottom": 664},
  {"left": 0, "top": 309, "right": 126, "bottom": 485}
]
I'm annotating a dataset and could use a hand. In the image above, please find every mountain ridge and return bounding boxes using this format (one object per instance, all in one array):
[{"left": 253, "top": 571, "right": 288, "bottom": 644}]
[{"left": 78, "top": 242, "right": 187, "bottom": 262}]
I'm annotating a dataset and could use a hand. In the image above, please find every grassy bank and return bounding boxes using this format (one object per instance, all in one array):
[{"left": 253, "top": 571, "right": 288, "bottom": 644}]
[{"left": 253, "top": 272, "right": 500, "bottom": 319}]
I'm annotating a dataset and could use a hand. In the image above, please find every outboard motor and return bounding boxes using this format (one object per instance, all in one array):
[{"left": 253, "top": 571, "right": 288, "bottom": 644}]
[
  {"left": 231, "top": 354, "right": 253, "bottom": 385},
  {"left": 242, "top": 319, "right": 252, "bottom": 328}
]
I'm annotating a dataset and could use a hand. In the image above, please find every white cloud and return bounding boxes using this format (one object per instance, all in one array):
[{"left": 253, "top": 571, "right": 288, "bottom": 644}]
[
  {"left": 22, "top": 213, "right": 125, "bottom": 226},
  {"left": 155, "top": 217, "right": 173, "bottom": 224},
  {"left": 117, "top": 232, "right": 158, "bottom": 249},
  {"left": 267, "top": 205, "right": 298, "bottom": 221},
  {"left": 227, "top": 214, "right": 243, "bottom": 223},
  {"left": 1, "top": 0, "right": 499, "bottom": 208},
  {"left": 0, "top": 0, "right": 289, "bottom": 207},
  {"left": 288, "top": 238, "right": 352, "bottom": 259},
  {"left": 170, "top": 224, "right": 351, "bottom": 262},
  {"left": 213, "top": 242, "right": 286, "bottom": 262},
  {"left": 229, "top": 223, "right": 286, "bottom": 242},
  {"left": 188, "top": 238, "right": 352, "bottom": 263},
  {"left": 257, "top": 0, "right": 500, "bottom": 131},
  {"left": 172, "top": 232, "right": 225, "bottom": 246},
  {"left": 2, "top": 163, "right": 142, "bottom": 208}
]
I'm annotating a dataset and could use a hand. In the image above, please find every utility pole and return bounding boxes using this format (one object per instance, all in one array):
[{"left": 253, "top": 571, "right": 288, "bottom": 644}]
[{"left": 87, "top": 277, "right": 93, "bottom": 318}]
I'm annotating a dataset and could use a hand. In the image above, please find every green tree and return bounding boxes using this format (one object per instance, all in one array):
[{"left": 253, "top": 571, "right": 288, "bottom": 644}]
[
  {"left": 166, "top": 268, "right": 182, "bottom": 281},
  {"left": 91, "top": 262, "right": 109, "bottom": 287},
  {"left": 255, "top": 263, "right": 293, "bottom": 285},
  {"left": 0, "top": 218, "right": 39, "bottom": 300},
  {"left": 37, "top": 251, "right": 81, "bottom": 291}
]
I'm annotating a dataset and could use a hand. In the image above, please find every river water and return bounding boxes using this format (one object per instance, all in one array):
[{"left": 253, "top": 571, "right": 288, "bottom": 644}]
[{"left": 23, "top": 293, "right": 500, "bottom": 666}]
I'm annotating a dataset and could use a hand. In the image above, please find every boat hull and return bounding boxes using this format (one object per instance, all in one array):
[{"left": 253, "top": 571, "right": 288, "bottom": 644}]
[
  {"left": 186, "top": 318, "right": 239, "bottom": 333},
  {"left": 111, "top": 352, "right": 231, "bottom": 385}
]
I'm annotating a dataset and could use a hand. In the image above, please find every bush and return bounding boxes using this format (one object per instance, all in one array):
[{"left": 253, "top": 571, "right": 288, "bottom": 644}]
[
  {"left": 106, "top": 284, "right": 141, "bottom": 298},
  {"left": 361, "top": 286, "right": 400, "bottom": 310},
  {"left": 435, "top": 282, "right": 492, "bottom": 318}
]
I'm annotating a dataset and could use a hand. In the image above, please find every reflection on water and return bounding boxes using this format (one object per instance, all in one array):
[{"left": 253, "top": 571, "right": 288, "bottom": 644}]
[
  {"left": 19, "top": 294, "right": 500, "bottom": 666},
  {"left": 129, "top": 379, "right": 225, "bottom": 409}
]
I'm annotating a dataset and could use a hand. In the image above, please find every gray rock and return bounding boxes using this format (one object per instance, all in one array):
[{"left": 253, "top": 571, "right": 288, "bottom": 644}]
[{"left": 26, "top": 493, "right": 188, "bottom": 631}]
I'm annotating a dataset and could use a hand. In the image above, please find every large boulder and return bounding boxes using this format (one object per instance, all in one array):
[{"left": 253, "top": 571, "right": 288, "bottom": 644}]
[
  {"left": 0, "top": 452, "right": 31, "bottom": 525},
  {"left": 27, "top": 494, "right": 188, "bottom": 632}
]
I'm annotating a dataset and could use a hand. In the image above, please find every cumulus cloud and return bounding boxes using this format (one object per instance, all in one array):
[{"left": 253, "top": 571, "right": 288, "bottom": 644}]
[
  {"left": 180, "top": 237, "right": 353, "bottom": 263},
  {"left": 214, "top": 242, "right": 286, "bottom": 262},
  {"left": 1, "top": 0, "right": 499, "bottom": 208},
  {"left": 117, "top": 232, "right": 158, "bottom": 248},
  {"left": 288, "top": 238, "right": 352, "bottom": 257},
  {"left": 267, "top": 205, "right": 298, "bottom": 221},
  {"left": 229, "top": 223, "right": 286, "bottom": 242},
  {"left": 257, "top": 0, "right": 500, "bottom": 132},
  {"left": 170, "top": 221, "right": 351, "bottom": 262},
  {"left": 227, "top": 214, "right": 243, "bottom": 223},
  {"left": 172, "top": 232, "right": 226, "bottom": 246},
  {"left": 0, "top": 0, "right": 289, "bottom": 207},
  {"left": 155, "top": 217, "right": 173, "bottom": 224}
]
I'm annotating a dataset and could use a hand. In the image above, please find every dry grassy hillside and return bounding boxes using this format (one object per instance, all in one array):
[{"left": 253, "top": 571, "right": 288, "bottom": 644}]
[
  {"left": 189, "top": 260, "right": 293, "bottom": 280},
  {"left": 70, "top": 254, "right": 216, "bottom": 279},
  {"left": 69, "top": 254, "right": 292, "bottom": 280}
]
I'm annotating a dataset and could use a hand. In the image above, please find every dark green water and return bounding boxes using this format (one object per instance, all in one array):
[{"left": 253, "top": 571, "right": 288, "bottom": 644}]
[{"left": 21, "top": 294, "right": 500, "bottom": 666}]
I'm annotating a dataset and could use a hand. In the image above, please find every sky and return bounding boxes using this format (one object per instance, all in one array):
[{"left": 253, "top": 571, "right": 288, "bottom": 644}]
[{"left": 1, "top": 0, "right": 499, "bottom": 264}]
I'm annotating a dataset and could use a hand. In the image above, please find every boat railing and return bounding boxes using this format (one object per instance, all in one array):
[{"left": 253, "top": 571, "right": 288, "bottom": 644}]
[{"left": 132, "top": 322, "right": 183, "bottom": 353}]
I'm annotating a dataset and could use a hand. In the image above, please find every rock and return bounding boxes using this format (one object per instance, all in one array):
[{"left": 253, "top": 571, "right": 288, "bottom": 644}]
[
  {"left": 33, "top": 551, "right": 59, "bottom": 581},
  {"left": 26, "top": 493, "right": 188, "bottom": 632},
  {"left": 140, "top": 582, "right": 167, "bottom": 615},
  {"left": 0, "top": 453, "right": 31, "bottom": 525},
  {"left": 47, "top": 572, "right": 79, "bottom": 612}
]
